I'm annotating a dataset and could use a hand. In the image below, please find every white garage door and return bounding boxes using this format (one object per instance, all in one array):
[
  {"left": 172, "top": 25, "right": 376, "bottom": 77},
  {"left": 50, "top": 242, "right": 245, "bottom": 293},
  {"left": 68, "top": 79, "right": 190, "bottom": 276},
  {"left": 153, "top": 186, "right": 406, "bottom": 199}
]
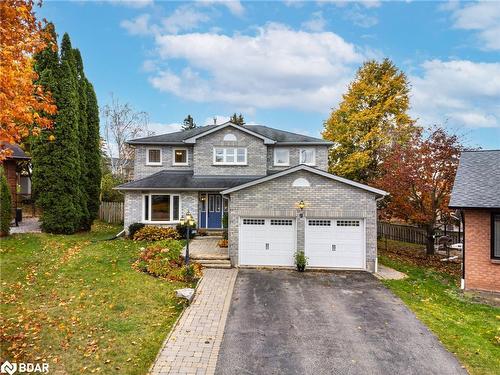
[
  {"left": 239, "top": 218, "right": 296, "bottom": 266},
  {"left": 305, "top": 219, "right": 365, "bottom": 269}
]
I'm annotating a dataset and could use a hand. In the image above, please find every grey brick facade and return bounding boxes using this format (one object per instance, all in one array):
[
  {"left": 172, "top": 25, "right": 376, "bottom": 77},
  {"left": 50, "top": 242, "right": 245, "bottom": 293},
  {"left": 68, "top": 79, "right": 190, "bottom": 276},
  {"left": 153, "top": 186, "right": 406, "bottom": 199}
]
[
  {"left": 227, "top": 170, "right": 378, "bottom": 271},
  {"left": 134, "top": 145, "right": 193, "bottom": 179},
  {"left": 267, "top": 146, "right": 329, "bottom": 172},
  {"left": 193, "top": 127, "right": 267, "bottom": 176}
]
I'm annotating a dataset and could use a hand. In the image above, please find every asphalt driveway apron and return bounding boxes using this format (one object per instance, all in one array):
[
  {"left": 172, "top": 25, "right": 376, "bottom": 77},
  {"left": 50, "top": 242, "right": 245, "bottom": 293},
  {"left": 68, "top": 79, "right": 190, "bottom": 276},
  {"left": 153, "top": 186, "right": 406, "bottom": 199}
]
[{"left": 215, "top": 269, "right": 466, "bottom": 375}]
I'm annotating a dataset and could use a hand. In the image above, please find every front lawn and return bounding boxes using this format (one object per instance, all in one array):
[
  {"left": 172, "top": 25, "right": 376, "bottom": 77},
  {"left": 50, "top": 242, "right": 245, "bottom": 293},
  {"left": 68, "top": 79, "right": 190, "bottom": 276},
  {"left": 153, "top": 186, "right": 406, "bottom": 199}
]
[
  {"left": 379, "top": 239, "right": 500, "bottom": 375},
  {"left": 0, "top": 222, "right": 191, "bottom": 374}
]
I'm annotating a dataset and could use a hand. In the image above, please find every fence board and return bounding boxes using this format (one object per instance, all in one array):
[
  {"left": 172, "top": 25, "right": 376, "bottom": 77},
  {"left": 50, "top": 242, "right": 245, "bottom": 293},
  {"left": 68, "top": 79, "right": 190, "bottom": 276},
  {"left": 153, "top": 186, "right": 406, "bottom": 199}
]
[
  {"left": 377, "top": 221, "right": 462, "bottom": 245},
  {"left": 99, "top": 201, "right": 124, "bottom": 224}
]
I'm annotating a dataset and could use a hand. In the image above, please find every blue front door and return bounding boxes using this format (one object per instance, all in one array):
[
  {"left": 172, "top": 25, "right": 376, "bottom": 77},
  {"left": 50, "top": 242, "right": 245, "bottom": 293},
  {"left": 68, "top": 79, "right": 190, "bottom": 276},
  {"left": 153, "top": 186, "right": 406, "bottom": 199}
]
[{"left": 207, "top": 194, "right": 222, "bottom": 228}]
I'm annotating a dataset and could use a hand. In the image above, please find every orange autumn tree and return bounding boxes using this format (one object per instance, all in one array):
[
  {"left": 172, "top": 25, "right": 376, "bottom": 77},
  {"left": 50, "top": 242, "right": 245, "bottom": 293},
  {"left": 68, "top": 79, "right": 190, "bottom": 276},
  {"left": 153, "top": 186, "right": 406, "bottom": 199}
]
[
  {"left": 372, "top": 127, "right": 464, "bottom": 255},
  {"left": 0, "top": 0, "right": 56, "bottom": 160}
]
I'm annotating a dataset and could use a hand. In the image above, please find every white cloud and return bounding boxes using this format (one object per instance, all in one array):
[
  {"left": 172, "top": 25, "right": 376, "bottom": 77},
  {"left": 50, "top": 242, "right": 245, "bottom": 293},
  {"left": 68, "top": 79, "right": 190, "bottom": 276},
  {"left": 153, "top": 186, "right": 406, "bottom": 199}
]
[
  {"left": 149, "top": 23, "right": 364, "bottom": 112},
  {"left": 120, "top": 14, "right": 152, "bottom": 35},
  {"left": 410, "top": 60, "right": 500, "bottom": 128},
  {"left": 345, "top": 9, "right": 378, "bottom": 27},
  {"left": 196, "top": 0, "right": 244, "bottom": 16},
  {"left": 448, "top": 1, "right": 500, "bottom": 50},
  {"left": 148, "top": 122, "right": 182, "bottom": 135},
  {"left": 162, "top": 5, "right": 211, "bottom": 34},
  {"left": 107, "top": 0, "right": 153, "bottom": 8},
  {"left": 204, "top": 115, "right": 230, "bottom": 125},
  {"left": 301, "top": 11, "right": 326, "bottom": 32}
]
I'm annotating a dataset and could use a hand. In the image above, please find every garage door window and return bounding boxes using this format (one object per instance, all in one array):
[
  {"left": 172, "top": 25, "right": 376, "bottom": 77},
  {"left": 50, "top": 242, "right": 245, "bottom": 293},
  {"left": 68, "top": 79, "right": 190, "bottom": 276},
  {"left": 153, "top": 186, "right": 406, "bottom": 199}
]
[
  {"left": 243, "top": 219, "right": 265, "bottom": 225},
  {"left": 308, "top": 220, "right": 331, "bottom": 226},
  {"left": 337, "top": 220, "right": 360, "bottom": 226},
  {"left": 271, "top": 219, "right": 293, "bottom": 226}
]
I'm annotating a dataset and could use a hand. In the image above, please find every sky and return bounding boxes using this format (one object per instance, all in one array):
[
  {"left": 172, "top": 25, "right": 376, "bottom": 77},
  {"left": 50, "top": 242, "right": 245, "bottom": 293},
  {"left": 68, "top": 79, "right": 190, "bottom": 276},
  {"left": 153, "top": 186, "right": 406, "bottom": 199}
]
[{"left": 37, "top": 0, "right": 500, "bottom": 149}]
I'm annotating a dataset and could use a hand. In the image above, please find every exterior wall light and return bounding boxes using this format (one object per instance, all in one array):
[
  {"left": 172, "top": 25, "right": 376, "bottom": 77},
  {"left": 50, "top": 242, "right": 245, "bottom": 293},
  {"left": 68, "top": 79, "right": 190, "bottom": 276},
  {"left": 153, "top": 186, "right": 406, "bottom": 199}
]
[{"left": 298, "top": 200, "right": 305, "bottom": 210}]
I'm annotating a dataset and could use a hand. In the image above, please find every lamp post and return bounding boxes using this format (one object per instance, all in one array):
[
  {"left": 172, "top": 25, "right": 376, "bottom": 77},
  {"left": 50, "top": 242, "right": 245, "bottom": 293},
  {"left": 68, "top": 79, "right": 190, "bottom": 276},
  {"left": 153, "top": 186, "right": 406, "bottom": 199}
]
[{"left": 180, "top": 211, "right": 195, "bottom": 264}]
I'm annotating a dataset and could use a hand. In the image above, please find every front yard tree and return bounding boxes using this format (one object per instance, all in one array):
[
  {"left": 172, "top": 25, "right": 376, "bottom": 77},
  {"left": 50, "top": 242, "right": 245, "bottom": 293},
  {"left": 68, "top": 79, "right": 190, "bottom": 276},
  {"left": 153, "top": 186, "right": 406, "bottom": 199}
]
[
  {"left": 230, "top": 113, "right": 245, "bottom": 126},
  {"left": 0, "top": 0, "right": 57, "bottom": 161},
  {"left": 372, "top": 127, "right": 464, "bottom": 255},
  {"left": 323, "top": 58, "right": 416, "bottom": 182},
  {"left": 182, "top": 115, "right": 196, "bottom": 131}
]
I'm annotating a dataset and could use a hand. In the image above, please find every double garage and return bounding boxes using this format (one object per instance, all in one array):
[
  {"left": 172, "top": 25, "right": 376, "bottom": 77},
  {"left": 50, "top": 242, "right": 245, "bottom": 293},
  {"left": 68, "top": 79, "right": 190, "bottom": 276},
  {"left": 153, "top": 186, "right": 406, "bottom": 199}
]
[{"left": 239, "top": 217, "right": 365, "bottom": 269}]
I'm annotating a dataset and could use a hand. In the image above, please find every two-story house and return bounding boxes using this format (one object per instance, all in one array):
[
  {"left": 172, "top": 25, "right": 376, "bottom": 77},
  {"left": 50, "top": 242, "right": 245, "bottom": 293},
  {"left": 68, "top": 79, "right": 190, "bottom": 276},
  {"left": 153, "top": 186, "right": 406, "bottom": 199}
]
[{"left": 117, "top": 122, "right": 387, "bottom": 271}]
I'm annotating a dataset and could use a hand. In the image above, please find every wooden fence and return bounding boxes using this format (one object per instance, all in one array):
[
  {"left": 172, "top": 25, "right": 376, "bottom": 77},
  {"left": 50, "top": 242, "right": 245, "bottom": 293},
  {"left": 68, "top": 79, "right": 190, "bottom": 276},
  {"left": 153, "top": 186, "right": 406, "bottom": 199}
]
[
  {"left": 377, "top": 221, "right": 462, "bottom": 245},
  {"left": 99, "top": 201, "right": 124, "bottom": 224}
]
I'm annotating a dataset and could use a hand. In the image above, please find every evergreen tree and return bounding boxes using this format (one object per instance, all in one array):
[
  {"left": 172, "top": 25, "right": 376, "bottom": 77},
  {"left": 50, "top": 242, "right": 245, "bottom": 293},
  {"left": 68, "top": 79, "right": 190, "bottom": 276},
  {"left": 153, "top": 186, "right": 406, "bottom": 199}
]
[
  {"left": 230, "top": 113, "right": 245, "bottom": 126},
  {"left": 182, "top": 115, "right": 196, "bottom": 131},
  {"left": 32, "top": 32, "right": 83, "bottom": 233},
  {"left": 323, "top": 58, "right": 416, "bottom": 182},
  {"left": 0, "top": 168, "right": 11, "bottom": 236},
  {"left": 85, "top": 81, "right": 102, "bottom": 227}
]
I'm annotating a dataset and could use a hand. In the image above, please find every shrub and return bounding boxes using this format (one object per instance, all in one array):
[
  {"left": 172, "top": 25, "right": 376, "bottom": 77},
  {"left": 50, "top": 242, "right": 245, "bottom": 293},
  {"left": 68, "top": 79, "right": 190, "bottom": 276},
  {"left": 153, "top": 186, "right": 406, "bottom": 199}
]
[
  {"left": 132, "top": 240, "right": 201, "bottom": 282},
  {"left": 175, "top": 223, "right": 196, "bottom": 240},
  {"left": 294, "top": 250, "right": 308, "bottom": 272},
  {"left": 128, "top": 222, "right": 145, "bottom": 238},
  {"left": 133, "top": 226, "right": 179, "bottom": 241},
  {"left": 218, "top": 239, "right": 228, "bottom": 248},
  {"left": 0, "top": 169, "right": 11, "bottom": 236}
]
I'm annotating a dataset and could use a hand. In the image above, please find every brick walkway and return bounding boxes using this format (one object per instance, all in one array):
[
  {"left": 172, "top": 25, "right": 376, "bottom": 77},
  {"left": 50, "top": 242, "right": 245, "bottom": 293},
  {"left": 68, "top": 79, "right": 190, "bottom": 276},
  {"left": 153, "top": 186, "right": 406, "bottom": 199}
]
[{"left": 150, "top": 268, "right": 238, "bottom": 375}]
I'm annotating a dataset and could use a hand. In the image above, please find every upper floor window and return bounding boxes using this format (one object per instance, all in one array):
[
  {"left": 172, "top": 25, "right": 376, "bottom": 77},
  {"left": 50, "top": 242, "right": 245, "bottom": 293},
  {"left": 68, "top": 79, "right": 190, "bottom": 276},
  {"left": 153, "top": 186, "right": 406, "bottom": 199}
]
[
  {"left": 146, "top": 148, "right": 162, "bottom": 166},
  {"left": 213, "top": 147, "right": 247, "bottom": 165},
  {"left": 300, "top": 148, "right": 316, "bottom": 166},
  {"left": 173, "top": 148, "right": 188, "bottom": 166},
  {"left": 274, "top": 148, "right": 290, "bottom": 166}
]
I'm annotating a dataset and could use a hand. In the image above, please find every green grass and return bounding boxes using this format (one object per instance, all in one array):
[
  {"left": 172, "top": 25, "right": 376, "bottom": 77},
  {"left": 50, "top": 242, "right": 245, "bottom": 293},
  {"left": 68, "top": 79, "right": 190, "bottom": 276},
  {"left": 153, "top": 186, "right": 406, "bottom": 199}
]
[
  {"left": 0, "top": 222, "right": 191, "bottom": 374},
  {"left": 378, "top": 240, "right": 500, "bottom": 375}
]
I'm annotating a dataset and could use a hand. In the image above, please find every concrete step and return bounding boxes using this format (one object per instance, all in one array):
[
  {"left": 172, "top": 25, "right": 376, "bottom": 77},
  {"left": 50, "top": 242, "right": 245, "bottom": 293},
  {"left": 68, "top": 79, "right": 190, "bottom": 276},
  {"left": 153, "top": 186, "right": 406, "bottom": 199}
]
[
  {"left": 201, "top": 262, "right": 232, "bottom": 269},
  {"left": 190, "top": 254, "right": 229, "bottom": 261}
]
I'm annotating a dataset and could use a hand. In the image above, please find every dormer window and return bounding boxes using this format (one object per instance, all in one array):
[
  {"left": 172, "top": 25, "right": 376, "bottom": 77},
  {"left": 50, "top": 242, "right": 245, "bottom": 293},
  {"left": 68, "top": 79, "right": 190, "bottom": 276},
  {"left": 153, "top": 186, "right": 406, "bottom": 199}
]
[
  {"left": 146, "top": 148, "right": 162, "bottom": 166},
  {"left": 300, "top": 148, "right": 316, "bottom": 166},
  {"left": 213, "top": 147, "right": 247, "bottom": 165},
  {"left": 173, "top": 148, "right": 188, "bottom": 166}
]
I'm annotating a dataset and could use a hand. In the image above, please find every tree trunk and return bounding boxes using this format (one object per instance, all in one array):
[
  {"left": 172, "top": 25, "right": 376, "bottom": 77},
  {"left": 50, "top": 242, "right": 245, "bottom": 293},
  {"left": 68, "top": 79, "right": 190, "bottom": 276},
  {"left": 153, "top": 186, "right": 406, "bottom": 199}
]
[{"left": 425, "top": 225, "right": 435, "bottom": 255}]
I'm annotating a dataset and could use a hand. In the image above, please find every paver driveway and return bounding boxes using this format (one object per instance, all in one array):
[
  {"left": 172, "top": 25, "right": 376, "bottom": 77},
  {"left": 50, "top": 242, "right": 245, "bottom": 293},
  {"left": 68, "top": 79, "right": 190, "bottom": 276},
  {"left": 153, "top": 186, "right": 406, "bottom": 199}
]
[{"left": 216, "top": 269, "right": 466, "bottom": 375}]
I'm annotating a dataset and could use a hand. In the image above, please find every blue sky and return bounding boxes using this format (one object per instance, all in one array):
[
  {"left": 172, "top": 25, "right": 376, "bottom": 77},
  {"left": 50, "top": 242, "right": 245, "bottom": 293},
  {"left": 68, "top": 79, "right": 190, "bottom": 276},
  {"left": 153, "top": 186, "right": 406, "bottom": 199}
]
[{"left": 38, "top": 0, "right": 500, "bottom": 148}]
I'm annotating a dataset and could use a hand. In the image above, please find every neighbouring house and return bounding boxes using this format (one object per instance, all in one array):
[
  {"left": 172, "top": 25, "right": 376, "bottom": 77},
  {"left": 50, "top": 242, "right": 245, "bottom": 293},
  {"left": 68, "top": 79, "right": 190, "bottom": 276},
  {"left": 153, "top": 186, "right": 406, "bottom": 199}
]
[
  {"left": 449, "top": 150, "right": 500, "bottom": 293},
  {"left": 0, "top": 143, "right": 30, "bottom": 214},
  {"left": 117, "top": 122, "right": 387, "bottom": 271}
]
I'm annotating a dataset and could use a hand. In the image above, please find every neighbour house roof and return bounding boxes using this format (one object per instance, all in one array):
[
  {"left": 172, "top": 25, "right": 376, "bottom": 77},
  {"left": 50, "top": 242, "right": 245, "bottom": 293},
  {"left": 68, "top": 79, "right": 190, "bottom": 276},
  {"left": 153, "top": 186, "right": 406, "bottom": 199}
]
[
  {"left": 449, "top": 150, "right": 500, "bottom": 209},
  {"left": 115, "top": 170, "right": 263, "bottom": 191},
  {"left": 0, "top": 143, "right": 30, "bottom": 160},
  {"left": 127, "top": 122, "right": 333, "bottom": 146}
]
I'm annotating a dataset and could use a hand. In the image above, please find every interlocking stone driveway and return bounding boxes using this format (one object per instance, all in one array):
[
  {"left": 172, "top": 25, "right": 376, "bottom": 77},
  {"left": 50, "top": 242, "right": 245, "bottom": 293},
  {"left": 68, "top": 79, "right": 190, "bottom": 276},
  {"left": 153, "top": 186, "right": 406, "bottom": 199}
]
[
  {"left": 216, "top": 269, "right": 467, "bottom": 375},
  {"left": 150, "top": 268, "right": 237, "bottom": 375}
]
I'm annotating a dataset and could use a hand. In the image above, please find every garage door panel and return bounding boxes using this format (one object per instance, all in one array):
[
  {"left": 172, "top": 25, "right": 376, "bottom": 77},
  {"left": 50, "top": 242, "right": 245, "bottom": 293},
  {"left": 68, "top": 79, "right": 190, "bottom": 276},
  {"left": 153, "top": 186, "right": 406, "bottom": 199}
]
[
  {"left": 240, "top": 218, "right": 295, "bottom": 266},
  {"left": 305, "top": 218, "right": 365, "bottom": 269}
]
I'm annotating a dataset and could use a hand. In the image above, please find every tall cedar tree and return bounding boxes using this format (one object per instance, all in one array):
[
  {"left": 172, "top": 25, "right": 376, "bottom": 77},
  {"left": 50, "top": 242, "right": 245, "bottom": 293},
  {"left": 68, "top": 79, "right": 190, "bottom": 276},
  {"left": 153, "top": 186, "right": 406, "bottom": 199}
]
[
  {"left": 32, "top": 31, "right": 100, "bottom": 233},
  {"left": 372, "top": 127, "right": 464, "bottom": 255},
  {"left": 182, "top": 115, "right": 196, "bottom": 131},
  {"left": 323, "top": 59, "right": 416, "bottom": 182},
  {"left": 230, "top": 113, "right": 245, "bottom": 126},
  {"left": 0, "top": 168, "right": 12, "bottom": 236}
]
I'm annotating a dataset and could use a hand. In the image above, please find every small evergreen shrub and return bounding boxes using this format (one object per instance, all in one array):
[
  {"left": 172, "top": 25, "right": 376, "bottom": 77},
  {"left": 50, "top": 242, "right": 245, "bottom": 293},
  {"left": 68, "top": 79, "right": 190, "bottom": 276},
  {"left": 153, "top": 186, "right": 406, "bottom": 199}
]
[
  {"left": 132, "top": 226, "right": 179, "bottom": 241},
  {"left": 0, "top": 169, "right": 12, "bottom": 236},
  {"left": 128, "top": 222, "right": 145, "bottom": 238},
  {"left": 294, "top": 250, "right": 308, "bottom": 272}
]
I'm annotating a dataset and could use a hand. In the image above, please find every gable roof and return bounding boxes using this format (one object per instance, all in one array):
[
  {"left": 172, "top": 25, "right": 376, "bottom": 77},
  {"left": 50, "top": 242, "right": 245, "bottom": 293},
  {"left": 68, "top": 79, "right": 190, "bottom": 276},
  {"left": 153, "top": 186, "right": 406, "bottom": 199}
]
[
  {"left": 449, "top": 150, "right": 500, "bottom": 209},
  {"left": 128, "top": 122, "right": 333, "bottom": 146},
  {"left": 220, "top": 165, "right": 388, "bottom": 197}
]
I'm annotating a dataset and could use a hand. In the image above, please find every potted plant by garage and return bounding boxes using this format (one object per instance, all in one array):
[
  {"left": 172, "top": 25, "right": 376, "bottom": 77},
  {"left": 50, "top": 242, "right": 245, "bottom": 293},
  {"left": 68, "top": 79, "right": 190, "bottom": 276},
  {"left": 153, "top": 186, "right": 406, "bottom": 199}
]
[{"left": 294, "top": 250, "right": 308, "bottom": 272}]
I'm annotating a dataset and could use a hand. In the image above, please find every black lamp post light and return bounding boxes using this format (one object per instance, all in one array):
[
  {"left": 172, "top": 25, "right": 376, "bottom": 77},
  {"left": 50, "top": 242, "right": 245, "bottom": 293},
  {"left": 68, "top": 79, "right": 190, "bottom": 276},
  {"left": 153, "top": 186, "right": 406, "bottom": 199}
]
[{"left": 180, "top": 211, "right": 195, "bottom": 264}]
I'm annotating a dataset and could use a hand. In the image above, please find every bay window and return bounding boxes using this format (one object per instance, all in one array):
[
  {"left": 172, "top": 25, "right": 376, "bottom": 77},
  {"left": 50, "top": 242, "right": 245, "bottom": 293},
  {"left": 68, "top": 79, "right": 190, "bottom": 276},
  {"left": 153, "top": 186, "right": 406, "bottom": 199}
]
[
  {"left": 213, "top": 147, "right": 247, "bottom": 165},
  {"left": 143, "top": 194, "right": 180, "bottom": 222}
]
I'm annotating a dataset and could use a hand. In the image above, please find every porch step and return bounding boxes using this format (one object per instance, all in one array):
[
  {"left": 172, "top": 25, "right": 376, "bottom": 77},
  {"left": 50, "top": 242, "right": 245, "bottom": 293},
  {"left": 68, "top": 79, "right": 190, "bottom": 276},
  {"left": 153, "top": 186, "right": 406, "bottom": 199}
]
[
  {"left": 190, "top": 253, "right": 229, "bottom": 261},
  {"left": 196, "top": 259, "right": 232, "bottom": 269}
]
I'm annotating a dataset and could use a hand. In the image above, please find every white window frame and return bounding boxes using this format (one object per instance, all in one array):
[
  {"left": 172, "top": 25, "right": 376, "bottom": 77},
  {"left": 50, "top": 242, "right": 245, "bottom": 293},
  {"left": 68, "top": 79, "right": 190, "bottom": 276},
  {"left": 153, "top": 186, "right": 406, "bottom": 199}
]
[
  {"left": 146, "top": 147, "right": 162, "bottom": 166},
  {"left": 172, "top": 148, "right": 189, "bottom": 166},
  {"left": 273, "top": 148, "right": 290, "bottom": 166},
  {"left": 213, "top": 147, "right": 247, "bottom": 165},
  {"left": 143, "top": 193, "right": 181, "bottom": 223},
  {"left": 299, "top": 148, "right": 316, "bottom": 166}
]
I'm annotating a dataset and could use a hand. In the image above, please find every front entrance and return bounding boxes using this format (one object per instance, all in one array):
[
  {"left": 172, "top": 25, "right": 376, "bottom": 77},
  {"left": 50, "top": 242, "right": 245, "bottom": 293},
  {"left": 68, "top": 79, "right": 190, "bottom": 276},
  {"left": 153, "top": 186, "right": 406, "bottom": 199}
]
[{"left": 199, "top": 193, "right": 225, "bottom": 229}]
